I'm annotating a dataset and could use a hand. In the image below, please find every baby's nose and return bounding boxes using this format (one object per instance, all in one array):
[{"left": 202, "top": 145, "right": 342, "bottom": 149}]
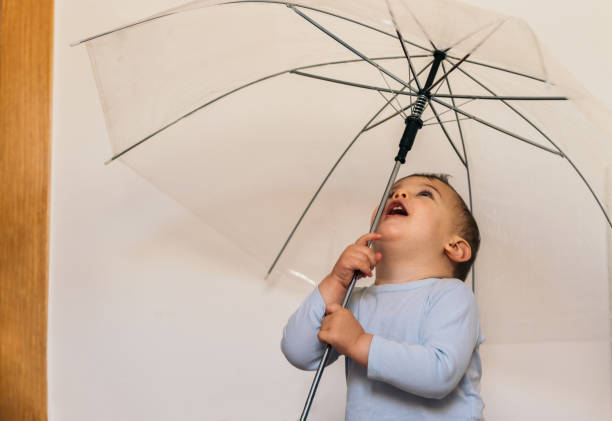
[{"left": 393, "top": 190, "right": 408, "bottom": 199}]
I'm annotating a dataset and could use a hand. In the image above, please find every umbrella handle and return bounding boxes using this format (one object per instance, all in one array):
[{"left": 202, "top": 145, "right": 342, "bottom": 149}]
[
  {"left": 298, "top": 273, "right": 356, "bottom": 421},
  {"left": 299, "top": 160, "right": 403, "bottom": 421}
]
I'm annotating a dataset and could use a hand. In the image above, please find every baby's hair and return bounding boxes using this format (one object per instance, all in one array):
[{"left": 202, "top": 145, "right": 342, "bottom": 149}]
[{"left": 400, "top": 173, "right": 480, "bottom": 282}]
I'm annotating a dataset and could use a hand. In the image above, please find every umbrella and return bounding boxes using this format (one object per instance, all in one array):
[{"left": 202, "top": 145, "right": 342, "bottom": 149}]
[{"left": 74, "top": 0, "right": 612, "bottom": 417}]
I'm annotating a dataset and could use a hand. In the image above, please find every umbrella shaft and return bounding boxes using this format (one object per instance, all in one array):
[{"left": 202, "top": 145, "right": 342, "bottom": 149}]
[
  {"left": 300, "top": 53, "right": 443, "bottom": 416},
  {"left": 300, "top": 161, "right": 403, "bottom": 421},
  {"left": 423, "top": 49, "right": 446, "bottom": 92}
]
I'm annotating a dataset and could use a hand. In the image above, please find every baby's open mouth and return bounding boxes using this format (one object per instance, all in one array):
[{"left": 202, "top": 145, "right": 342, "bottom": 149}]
[{"left": 385, "top": 200, "right": 408, "bottom": 216}]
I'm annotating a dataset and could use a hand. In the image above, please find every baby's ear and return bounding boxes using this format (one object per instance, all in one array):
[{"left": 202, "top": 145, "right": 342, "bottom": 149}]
[{"left": 444, "top": 236, "right": 471, "bottom": 263}]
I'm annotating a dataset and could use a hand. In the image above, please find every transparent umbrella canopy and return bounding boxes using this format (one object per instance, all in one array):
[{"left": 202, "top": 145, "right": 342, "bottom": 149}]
[{"left": 76, "top": 0, "right": 612, "bottom": 349}]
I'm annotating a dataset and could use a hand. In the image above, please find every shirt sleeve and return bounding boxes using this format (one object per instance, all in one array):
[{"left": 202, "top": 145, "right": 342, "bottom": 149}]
[
  {"left": 281, "top": 287, "right": 340, "bottom": 371},
  {"left": 366, "top": 282, "right": 480, "bottom": 399}
]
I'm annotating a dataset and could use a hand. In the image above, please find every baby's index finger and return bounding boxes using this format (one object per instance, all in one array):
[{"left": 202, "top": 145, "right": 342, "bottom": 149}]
[{"left": 355, "top": 232, "right": 382, "bottom": 245}]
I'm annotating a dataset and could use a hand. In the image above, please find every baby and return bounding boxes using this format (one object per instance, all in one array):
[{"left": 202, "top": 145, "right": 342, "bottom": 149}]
[{"left": 281, "top": 173, "right": 485, "bottom": 420}]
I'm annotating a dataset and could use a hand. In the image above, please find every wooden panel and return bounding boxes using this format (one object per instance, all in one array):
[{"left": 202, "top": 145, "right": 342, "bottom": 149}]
[{"left": 0, "top": 0, "right": 54, "bottom": 420}]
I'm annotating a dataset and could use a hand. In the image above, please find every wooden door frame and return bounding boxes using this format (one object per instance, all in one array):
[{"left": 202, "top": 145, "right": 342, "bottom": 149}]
[{"left": 0, "top": 1, "right": 54, "bottom": 420}]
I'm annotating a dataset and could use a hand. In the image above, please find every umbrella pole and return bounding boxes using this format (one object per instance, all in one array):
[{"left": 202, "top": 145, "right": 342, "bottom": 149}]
[
  {"left": 299, "top": 51, "right": 446, "bottom": 421},
  {"left": 299, "top": 160, "right": 402, "bottom": 421},
  {"left": 299, "top": 117, "right": 423, "bottom": 421}
]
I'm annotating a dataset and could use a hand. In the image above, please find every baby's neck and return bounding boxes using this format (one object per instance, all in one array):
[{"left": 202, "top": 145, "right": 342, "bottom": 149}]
[{"left": 374, "top": 251, "right": 454, "bottom": 285}]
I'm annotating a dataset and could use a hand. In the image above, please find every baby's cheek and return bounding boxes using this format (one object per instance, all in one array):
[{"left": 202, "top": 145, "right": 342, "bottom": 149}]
[{"left": 370, "top": 206, "right": 379, "bottom": 225}]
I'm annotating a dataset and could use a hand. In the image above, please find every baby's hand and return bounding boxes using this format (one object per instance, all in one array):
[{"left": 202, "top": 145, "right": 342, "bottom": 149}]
[
  {"left": 318, "top": 303, "right": 373, "bottom": 367},
  {"left": 331, "top": 232, "right": 383, "bottom": 287},
  {"left": 318, "top": 233, "right": 382, "bottom": 307}
]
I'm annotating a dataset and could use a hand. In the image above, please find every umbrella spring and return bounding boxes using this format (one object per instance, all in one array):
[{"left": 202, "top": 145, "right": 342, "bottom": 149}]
[{"left": 411, "top": 95, "right": 427, "bottom": 118}]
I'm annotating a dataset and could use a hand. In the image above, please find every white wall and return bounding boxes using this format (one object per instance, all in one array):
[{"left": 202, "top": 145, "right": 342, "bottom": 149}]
[{"left": 51, "top": 1, "right": 612, "bottom": 420}]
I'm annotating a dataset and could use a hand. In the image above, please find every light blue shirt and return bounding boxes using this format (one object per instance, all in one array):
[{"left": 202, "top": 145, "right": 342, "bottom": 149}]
[{"left": 281, "top": 277, "right": 485, "bottom": 420}]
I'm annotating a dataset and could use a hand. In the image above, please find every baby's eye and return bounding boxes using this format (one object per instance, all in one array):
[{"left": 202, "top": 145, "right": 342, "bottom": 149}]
[{"left": 418, "top": 190, "right": 433, "bottom": 198}]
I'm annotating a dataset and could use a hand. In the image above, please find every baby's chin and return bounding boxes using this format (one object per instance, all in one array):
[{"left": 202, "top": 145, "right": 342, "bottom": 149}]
[
  {"left": 375, "top": 219, "right": 409, "bottom": 239},
  {"left": 372, "top": 231, "right": 409, "bottom": 253},
  {"left": 374, "top": 224, "right": 435, "bottom": 250}
]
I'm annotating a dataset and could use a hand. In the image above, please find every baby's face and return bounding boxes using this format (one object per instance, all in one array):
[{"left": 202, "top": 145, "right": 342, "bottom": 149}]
[{"left": 373, "top": 176, "right": 458, "bottom": 251}]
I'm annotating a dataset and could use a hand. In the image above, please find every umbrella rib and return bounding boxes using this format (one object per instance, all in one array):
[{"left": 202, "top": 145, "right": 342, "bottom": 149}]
[
  {"left": 290, "top": 70, "right": 419, "bottom": 97},
  {"left": 290, "top": 5, "right": 419, "bottom": 94},
  {"left": 73, "top": 0, "right": 433, "bottom": 54},
  {"left": 422, "top": 99, "right": 475, "bottom": 123},
  {"left": 446, "top": 55, "right": 548, "bottom": 83},
  {"left": 363, "top": 103, "right": 415, "bottom": 132},
  {"left": 526, "top": 24, "right": 550, "bottom": 83},
  {"left": 265, "top": 92, "right": 406, "bottom": 277},
  {"left": 427, "top": 100, "right": 467, "bottom": 167},
  {"left": 71, "top": 12, "right": 181, "bottom": 46},
  {"left": 423, "top": 117, "right": 470, "bottom": 126},
  {"left": 426, "top": 20, "right": 505, "bottom": 94},
  {"left": 377, "top": 89, "right": 407, "bottom": 119},
  {"left": 105, "top": 68, "right": 291, "bottom": 164},
  {"left": 105, "top": 56, "right": 416, "bottom": 163},
  {"left": 376, "top": 69, "right": 408, "bottom": 118},
  {"left": 432, "top": 94, "right": 568, "bottom": 101},
  {"left": 446, "top": 57, "right": 563, "bottom": 148},
  {"left": 364, "top": 59, "right": 435, "bottom": 131},
  {"left": 297, "top": 55, "right": 430, "bottom": 70},
  {"left": 396, "top": 0, "right": 437, "bottom": 50},
  {"left": 441, "top": 63, "right": 473, "bottom": 208},
  {"left": 444, "top": 19, "right": 501, "bottom": 52},
  {"left": 447, "top": 59, "right": 612, "bottom": 229},
  {"left": 561, "top": 155, "right": 612, "bottom": 229},
  {"left": 430, "top": 97, "right": 563, "bottom": 156},
  {"left": 384, "top": 0, "right": 423, "bottom": 92},
  {"left": 228, "top": 0, "right": 434, "bottom": 53},
  {"left": 441, "top": 61, "right": 476, "bottom": 292}
]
